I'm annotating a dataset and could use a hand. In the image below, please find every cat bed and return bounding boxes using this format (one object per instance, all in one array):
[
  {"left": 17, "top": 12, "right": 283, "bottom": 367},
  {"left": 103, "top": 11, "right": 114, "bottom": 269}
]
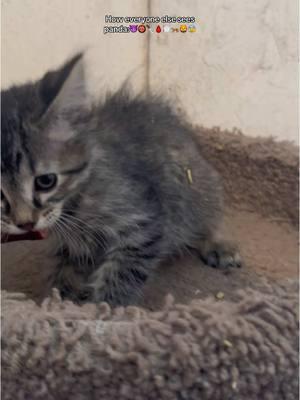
[
  {"left": 2, "top": 128, "right": 299, "bottom": 399},
  {"left": 2, "top": 280, "right": 298, "bottom": 400}
]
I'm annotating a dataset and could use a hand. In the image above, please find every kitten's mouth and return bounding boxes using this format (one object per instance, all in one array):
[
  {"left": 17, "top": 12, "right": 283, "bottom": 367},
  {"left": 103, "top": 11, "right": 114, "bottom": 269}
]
[{"left": 1, "top": 230, "right": 48, "bottom": 244}]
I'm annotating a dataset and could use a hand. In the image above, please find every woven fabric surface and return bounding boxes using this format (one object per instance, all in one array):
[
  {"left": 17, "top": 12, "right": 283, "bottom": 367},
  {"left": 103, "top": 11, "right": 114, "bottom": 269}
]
[{"left": 1, "top": 280, "right": 299, "bottom": 400}]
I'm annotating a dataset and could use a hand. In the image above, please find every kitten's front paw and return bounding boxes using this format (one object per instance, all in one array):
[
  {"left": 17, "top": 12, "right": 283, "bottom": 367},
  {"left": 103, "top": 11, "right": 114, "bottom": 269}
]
[
  {"left": 90, "top": 283, "right": 134, "bottom": 307},
  {"left": 89, "top": 271, "right": 132, "bottom": 307},
  {"left": 53, "top": 264, "right": 93, "bottom": 304},
  {"left": 201, "top": 240, "right": 242, "bottom": 269}
]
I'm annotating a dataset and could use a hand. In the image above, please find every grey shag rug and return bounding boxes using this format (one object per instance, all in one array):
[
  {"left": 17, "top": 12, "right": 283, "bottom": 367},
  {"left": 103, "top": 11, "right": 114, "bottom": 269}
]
[{"left": 1, "top": 280, "right": 298, "bottom": 400}]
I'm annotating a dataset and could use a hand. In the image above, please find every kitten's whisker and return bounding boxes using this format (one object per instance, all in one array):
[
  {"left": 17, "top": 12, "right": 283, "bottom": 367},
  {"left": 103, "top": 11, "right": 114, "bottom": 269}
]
[
  {"left": 56, "top": 218, "right": 87, "bottom": 268},
  {"left": 59, "top": 213, "right": 110, "bottom": 250},
  {"left": 61, "top": 208, "right": 142, "bottom": 232},
  {"left": 58, "top": 215, "right": 100, "bottom": 270},
  {"left": 61, "top": 211, "right": 117, "bottom": 239},
  {"left": 58, "top": 217, "right": 93, "bottom": 267},
  {"left": 58, "top": 220, "right": 103, "bottom": 270},
  {"left": 59, "top": 215, "right": 105, "bottom": 253},
  {"left": 53, "top": 222, "right": 86, "bottom": 272}
]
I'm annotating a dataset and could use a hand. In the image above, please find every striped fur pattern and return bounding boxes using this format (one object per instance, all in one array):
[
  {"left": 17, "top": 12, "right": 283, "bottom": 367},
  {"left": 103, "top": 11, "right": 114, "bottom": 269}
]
[{"left": 1, "top": 54, "right": 240, "bottom": 305}]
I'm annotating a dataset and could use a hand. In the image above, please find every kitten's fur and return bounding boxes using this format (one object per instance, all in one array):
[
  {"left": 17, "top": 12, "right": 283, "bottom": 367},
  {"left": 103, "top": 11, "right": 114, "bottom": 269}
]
[{"left": 1, "top": 54, "right": 241, "bottom": 305}]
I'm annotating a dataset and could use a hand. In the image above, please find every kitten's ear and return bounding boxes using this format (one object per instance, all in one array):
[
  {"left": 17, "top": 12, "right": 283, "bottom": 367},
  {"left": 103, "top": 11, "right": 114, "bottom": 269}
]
[{"left": 39, "top": 53, "right": 86, "bottom": 116}]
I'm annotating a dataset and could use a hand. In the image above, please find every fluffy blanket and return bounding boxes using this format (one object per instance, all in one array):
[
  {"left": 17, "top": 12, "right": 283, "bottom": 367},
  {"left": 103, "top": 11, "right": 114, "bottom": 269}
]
[{"left": 1, "top": 280, "right": 298, "bottom": 400}]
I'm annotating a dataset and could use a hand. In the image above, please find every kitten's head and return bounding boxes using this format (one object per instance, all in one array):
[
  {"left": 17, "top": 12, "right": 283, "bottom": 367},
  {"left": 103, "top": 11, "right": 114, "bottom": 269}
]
[{"left": 1, "top": 53, "right": 91, "bottom": 237}]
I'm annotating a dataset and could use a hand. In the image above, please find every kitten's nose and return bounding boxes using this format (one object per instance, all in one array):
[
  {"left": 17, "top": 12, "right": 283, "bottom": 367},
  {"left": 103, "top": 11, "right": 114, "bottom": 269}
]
[{"left": 17, "top": 222, "right": 36, "bottom": 231}]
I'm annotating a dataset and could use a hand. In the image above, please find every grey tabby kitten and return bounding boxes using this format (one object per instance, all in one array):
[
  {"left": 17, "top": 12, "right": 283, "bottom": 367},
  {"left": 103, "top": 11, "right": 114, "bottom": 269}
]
[{"left": 1, "top": 54, "right": 241, "bottom": 305}]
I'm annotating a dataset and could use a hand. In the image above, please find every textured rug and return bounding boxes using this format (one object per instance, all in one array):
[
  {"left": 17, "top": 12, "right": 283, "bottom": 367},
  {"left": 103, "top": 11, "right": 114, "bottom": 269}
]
[{"left": 2, "top": 280, "right": 298, "bottom": 400}]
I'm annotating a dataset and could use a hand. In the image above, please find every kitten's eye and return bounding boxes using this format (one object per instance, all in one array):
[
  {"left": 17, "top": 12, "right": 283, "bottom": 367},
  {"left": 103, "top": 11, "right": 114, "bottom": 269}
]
[{"left": 35, "top": 174, "right": 57, "bottom": 191}]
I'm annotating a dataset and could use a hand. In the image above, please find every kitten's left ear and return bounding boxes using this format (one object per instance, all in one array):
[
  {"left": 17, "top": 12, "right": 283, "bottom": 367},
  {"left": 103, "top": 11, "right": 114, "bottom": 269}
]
[{"left": 39, "top": 53, "right": 87, "bottom": 116}]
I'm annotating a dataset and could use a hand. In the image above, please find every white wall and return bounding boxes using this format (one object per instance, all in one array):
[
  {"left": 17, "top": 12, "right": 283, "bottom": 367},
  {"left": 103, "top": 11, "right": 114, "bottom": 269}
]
[
  {"left": 149, "top": 0, "right": 298, "bottom": 143},
  {"left": 1, "top": 0, "right": 148, "bottom": 94},
  {"left": 1, "top": 0, "right": 298, "bottom": 143}
]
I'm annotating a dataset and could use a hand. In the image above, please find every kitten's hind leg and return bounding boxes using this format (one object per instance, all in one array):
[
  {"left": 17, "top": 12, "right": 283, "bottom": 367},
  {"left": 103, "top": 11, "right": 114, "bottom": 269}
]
[{"left": 197, "top": 236, "right": 242, "bottom": 269}]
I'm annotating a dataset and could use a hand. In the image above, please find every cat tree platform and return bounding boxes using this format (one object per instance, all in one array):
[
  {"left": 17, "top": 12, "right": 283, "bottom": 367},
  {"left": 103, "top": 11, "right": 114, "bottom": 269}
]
[{"left": 1, "top": 128, "right": 298, "bottom": 399}]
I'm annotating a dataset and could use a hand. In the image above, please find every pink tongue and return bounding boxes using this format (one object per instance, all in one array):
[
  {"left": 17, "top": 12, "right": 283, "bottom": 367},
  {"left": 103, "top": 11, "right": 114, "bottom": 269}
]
[{"left": 1, "top": 230, "right": 48, "bottom": 243}]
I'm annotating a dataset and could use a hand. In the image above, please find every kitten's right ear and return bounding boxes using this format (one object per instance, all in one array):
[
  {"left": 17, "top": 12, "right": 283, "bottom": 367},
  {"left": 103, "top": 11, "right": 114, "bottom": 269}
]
[{"left": 38, "top": 53, "right": 86, "bottom": 116}]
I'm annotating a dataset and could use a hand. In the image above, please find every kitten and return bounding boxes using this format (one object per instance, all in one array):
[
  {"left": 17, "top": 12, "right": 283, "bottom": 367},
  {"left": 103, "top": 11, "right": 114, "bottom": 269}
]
[{"left": 1, "top": 54, "right": 241, "bottom": 305}]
